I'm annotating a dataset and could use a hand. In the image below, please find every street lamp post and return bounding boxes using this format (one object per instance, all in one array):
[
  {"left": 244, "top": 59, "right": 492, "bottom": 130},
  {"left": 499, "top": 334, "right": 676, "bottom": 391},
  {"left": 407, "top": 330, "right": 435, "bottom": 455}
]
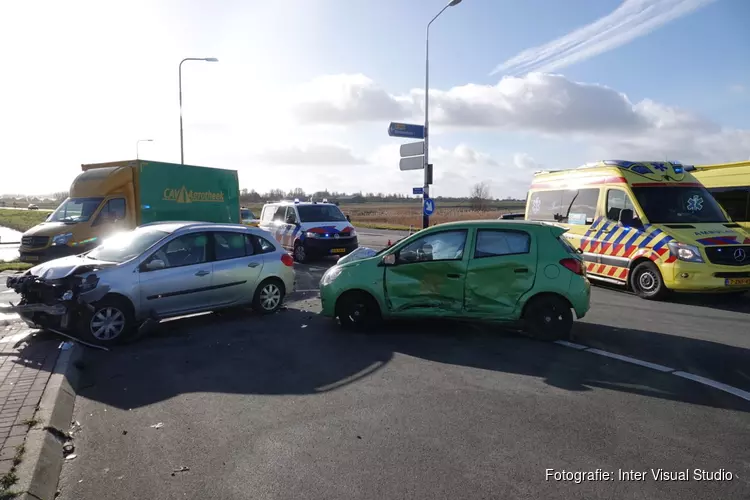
[
  {"left": 136, "top": 139, "right": 153, "bottom": 160},
  {"left": 179, "top": 57, "right": 219, "bottom": 164},
  {"left": 423, "top": 0, "right": 462, "bottom": 229}
]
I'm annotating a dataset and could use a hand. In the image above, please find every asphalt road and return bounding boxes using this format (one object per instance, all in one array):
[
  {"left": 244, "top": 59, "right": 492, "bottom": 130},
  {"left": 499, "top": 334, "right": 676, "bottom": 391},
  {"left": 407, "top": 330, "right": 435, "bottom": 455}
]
[{"left": 2, "top": 228, "right": 749, "bottom": 499}]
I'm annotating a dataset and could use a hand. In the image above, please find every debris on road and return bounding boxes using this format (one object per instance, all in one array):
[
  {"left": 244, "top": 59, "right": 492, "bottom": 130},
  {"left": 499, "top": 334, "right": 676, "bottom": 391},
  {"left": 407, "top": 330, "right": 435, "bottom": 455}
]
[
  {"left": 63, "top": 443, "right": 75, "bottom": 455},
  {"left": 65, "top": 453, "right": 78, "bottom": 460},
  {"left": 150, "top": 422, "right": 164, "bottom": 429},
  {"left": 171, "top": 466, "right": 190, "bottom": 476}
]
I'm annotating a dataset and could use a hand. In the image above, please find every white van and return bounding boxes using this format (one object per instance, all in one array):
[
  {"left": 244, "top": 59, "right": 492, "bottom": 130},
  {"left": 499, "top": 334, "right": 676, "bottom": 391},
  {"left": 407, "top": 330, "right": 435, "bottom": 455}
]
[{"left": 259, "top": 200, "right": 358, "bottom": 263}]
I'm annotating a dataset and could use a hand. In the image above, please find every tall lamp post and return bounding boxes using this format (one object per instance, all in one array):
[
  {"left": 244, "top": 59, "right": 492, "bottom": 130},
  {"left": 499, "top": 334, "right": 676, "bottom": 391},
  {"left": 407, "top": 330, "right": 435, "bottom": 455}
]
[
  {"left": 179, "top": 57, "right": 219, "bottom": 164},
  {"left": 423, "top": 0, "right": 462, "bottom": 229},
  {"left": 136, "top": 139, "right": 153, "bottom": 160}
]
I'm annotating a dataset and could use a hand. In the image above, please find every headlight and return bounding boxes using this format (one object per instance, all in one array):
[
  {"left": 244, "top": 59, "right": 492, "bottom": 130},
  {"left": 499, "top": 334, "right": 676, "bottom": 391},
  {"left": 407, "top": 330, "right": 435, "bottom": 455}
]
[
  {"left": 51, "top": 233, "right": 73, "bottom": 246},
  {"left": 667, "top": 241, "right": 704, "bottom": 263},
  {"left": 305, "top": 231, "right": 319, "bottom": 238},
  {"left": 350, "top": 229, "right": 357, "bottom": 236},
  {"left": 320, "top": 266, "right": 342, "bottom": 286},
  {"left": 79, "top": 275, "right": 100, "bottom": 293}
]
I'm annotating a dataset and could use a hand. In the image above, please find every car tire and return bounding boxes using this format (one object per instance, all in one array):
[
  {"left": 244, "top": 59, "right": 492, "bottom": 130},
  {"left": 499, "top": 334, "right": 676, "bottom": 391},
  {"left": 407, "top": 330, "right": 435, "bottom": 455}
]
[
  {"left": 336, "top": 291, "right": 381, "bottom": 332},
  {"left": 293, "top": 242, "right": 308, "bottom": 263},
  {"left": 523, "top": 295, "right": 573, "bottom": 341},
  {"left": 630, "top": 261, "right": 668, "bottom": 300},
  {"left": 252, "top": 278, "right": 285, "bottom": 314},
  {"left": 76, "top": 295, "right": 135, "bottom": 346}
]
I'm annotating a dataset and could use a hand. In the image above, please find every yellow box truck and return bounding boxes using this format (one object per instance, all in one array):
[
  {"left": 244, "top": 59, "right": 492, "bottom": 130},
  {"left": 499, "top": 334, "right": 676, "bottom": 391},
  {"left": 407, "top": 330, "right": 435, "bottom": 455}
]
[
  {"left": 19, "top": 160, "right": 241, "bottom": 263},
  {"left": 688, "top": 161, "right": 750, "bottom": 231}
]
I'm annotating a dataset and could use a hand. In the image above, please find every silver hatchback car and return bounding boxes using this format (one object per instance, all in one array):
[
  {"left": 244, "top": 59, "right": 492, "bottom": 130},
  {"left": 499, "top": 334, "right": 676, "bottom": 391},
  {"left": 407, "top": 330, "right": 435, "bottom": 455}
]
[{"left": 5, "top": 222, "right": 296, "bottom": 345}]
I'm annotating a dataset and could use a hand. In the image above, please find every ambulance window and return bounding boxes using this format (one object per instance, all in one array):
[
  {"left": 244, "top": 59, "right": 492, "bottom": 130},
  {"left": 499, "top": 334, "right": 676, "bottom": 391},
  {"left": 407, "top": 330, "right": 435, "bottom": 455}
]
[
  {"left": 607, "top": 190, "right": 637, "bottom": 221},
  {"left": 527, "top": 190, "right": 564, "bottom": 222},
  {"left": 708, "top": 187, "right": 749, "bottom": 222},
  {"left": 563, "top": 188, "right": 599, "bottom": 225}
]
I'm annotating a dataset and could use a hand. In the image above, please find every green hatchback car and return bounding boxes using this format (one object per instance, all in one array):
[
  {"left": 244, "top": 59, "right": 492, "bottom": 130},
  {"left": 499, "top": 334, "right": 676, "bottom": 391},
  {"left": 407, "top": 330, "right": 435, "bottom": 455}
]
[{"left": 319, "top": 220, "right": 591, "bottom": 339}]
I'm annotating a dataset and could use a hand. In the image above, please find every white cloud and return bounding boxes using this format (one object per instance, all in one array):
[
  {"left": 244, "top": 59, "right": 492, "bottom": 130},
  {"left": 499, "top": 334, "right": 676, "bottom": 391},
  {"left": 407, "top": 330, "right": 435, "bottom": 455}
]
[
  {"left": 490, "top": 0, "right": 718, "bottom": 76},
  {"left": 256, "top": 143, "right": 366, "bottom": 165},
  {"left": 513, "top": 153, "right": 540, "bottom": 171},
  {"left": 729, "top": 84, "right": 746, "bottom": 95},
  {"left": 292, "top": 74, "right": 411, "bottom": 124}
]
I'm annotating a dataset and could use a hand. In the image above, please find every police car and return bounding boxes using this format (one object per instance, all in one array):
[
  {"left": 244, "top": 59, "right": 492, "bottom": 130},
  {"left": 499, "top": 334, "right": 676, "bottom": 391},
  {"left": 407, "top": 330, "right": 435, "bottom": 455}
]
[{"left": 258, "top": 199, "right": 359, "bottom": 263}]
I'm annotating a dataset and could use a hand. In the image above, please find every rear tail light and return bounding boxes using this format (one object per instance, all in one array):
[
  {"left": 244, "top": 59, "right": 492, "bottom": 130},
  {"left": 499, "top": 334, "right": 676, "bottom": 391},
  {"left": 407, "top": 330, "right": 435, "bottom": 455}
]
[
  {"left": 560, "top": 258, "right": 585, "bottom": 276},
  {"left": 281, "top": 253, "right": 294, "bottom": 267}
]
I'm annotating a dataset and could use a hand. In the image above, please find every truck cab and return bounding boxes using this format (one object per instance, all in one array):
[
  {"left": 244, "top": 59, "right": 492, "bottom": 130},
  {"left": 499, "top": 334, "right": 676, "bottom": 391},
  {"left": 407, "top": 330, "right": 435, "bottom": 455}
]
[{"left": 20, "top": 166, "right": 134, "bottom": 263}]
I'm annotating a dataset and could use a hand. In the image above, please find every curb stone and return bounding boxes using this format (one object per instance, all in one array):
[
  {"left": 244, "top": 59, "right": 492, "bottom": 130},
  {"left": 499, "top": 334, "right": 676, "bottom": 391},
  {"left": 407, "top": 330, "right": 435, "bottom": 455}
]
[{"left": 14, "top": 344, "right": 82, "bottom": 500}]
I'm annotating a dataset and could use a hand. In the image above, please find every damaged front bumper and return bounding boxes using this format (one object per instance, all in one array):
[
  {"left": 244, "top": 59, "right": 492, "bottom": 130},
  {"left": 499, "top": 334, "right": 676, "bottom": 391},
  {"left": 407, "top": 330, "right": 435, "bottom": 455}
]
[{"left": 3, "top": 272, "right": 110, "bottom": 332}]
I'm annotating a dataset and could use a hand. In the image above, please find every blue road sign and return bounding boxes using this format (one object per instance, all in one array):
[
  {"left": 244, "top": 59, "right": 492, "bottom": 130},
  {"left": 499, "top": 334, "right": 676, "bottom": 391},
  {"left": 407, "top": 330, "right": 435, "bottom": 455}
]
[
  {"left": 412, "top": 187, "right": 424, "bottom": 195},
  {"left": 388, "top": 122, "right": 425, "bottom": 139},
  {"left": 423, "top": 198, "right": 435, "bottom": 216}
]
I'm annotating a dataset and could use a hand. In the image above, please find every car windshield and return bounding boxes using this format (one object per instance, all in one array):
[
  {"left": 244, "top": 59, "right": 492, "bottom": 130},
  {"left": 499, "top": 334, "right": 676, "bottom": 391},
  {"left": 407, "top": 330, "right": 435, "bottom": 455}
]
[
  {"left": 631, "top": 186, "right": 728, "bottom": 224},
  {"left": 297, "top": 204, "right": 347, "bottom": 223},
  {"left": 87, "top": 228, "right": 169, "bottom": 263},
  {"left": 48, "top": 197, "right": 104, "bottom": 223},
  {"left": 241, "top": 208, "right": 255, "bottom": 219}
]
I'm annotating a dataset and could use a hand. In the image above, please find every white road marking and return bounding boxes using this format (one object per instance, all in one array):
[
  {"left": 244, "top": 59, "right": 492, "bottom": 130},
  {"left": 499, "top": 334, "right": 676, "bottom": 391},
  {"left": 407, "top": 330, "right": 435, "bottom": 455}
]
[
  {"left": 554, "top": 340, "right": 750, "bottom": 403},
  {"left": 585, "top": 348, "right": 675, "bottom": 373},
  {"left": 553, "top": 340, "right": 588, "bottom": 350},
  {"left": 673, "top": 371, "right": 750, "bottom": 402}
]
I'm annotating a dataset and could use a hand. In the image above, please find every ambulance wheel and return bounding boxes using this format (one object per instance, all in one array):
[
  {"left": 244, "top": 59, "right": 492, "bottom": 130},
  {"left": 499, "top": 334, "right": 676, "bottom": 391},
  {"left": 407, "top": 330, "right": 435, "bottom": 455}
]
[
  {"left": 293, "top": 242, "right": 308, "bottom": 263},
  {"left": 630, "top": 261, "right": 668, "bottom": 300}
]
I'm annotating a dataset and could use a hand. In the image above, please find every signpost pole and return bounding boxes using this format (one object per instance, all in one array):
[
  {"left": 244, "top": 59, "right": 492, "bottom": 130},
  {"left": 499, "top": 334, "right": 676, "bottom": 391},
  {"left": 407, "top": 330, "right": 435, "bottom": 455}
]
[{"left": 422, "top": 20, "right": 431, "bottom": 229}]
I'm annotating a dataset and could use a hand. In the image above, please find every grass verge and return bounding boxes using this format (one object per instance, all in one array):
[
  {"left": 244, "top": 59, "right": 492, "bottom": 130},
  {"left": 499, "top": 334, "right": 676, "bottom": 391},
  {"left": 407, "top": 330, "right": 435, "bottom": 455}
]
[
  {"left": 0, "top": 261, "right": 32, "bottom": 273},
  {"left": 0, "top": 209, "right": 49, "bottom": 233}
]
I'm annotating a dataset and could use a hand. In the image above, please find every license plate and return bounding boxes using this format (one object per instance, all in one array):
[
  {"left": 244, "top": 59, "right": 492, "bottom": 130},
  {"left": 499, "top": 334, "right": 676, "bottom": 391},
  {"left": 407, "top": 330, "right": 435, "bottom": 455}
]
[
  {"left": 725, "top": 278, "right": 750, "bottom": 286},
  {"left": 21, "top": 255, "right": 39, "bottom": 262},
  {"left": 331, "top": 248, "right": 346, "bottom": 254}
]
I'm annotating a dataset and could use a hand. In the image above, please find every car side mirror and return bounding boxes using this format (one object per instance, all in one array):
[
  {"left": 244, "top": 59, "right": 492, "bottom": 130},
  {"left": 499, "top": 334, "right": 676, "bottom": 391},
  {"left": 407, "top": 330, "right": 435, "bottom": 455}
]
[
  {"left": 145, "top": 259, "right": 165, "bottom": 271},
  {"left": 346, "top": 215, "right": 351, "bottom": 222},
  {"left": 381, "top": 254, "right": 396, "bottom": 266}
]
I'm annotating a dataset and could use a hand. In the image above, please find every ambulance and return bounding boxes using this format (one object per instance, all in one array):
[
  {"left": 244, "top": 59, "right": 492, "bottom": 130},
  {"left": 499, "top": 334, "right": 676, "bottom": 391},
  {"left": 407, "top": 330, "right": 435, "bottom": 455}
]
[
  {"left": 525, "top": 160, "right": 750, "bottom": 299},
  {"left": 258, "top": 200, "right": 358, "bottom": 263},
  {"left": 689, "top": 161, "right": 750, "bottom": 231}
]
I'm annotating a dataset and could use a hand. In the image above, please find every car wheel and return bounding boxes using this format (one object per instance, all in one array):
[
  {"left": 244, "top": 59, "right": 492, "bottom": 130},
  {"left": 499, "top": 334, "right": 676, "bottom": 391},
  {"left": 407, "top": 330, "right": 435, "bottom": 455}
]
[
  {"left": 293, "top": 242, "right": 308, "bottom": 263},
  {"left": 630, "top": 261, "right": 668, "bottom": 300},
  {"left": 336, "top": 291, "right": 381, "bottom": 331},
  {"left": 523, "top": 295, "right": 573, "bottom": 341},
  {"left": 252, "top": 278, "right": 285, "bottom": 314},
  {"left": 77, "top": 296, "right": 135, "bottom": 345}
]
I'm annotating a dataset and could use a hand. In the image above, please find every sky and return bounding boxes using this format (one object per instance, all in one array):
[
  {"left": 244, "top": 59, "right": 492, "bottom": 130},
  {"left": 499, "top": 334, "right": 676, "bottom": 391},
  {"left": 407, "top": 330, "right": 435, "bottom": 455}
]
[{"left": 1, "top": 0, "right": 749, "bottom": 199}]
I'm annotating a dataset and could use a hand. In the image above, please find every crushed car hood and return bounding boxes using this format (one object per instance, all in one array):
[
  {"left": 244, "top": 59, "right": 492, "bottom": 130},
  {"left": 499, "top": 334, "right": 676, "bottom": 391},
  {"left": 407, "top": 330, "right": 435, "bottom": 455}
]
[{"left": 28, "top": 255, "right": 116, "bottom": 280}]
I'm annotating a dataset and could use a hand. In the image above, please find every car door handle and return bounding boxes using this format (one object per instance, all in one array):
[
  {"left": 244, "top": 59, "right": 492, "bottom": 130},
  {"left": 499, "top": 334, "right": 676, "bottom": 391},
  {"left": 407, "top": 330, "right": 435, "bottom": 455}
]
[
  {"left": 247, "top": 262, "right": 260, "bottom": 268},
  {"left": 446, "top": 273, "right": 462, "bottom": 279},
  {"left": 195, "top": 270, "right": 210, "bottom": 277},
  {"left": 514, "top": 268, "right": 529, "bottom": 273}
]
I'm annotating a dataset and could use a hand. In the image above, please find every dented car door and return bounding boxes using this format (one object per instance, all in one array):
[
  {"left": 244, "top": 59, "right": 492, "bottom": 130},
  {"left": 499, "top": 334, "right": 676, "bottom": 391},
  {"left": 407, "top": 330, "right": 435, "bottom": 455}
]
[{"left": 384, "top": 229, "right": 469, "bottom": 316}]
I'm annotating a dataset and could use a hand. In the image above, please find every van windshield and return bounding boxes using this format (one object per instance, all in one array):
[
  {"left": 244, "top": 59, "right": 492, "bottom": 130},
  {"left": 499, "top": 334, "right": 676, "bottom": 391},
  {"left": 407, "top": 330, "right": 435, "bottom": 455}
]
[
  {"left": 48, "top": 197, "right": 104, "bottom": 223},
  {"left": 297, "top": 204, "right": 347, "bottom": 223},
  {"left": 631, "top": 186, "right": 728, "bottom": 224}
]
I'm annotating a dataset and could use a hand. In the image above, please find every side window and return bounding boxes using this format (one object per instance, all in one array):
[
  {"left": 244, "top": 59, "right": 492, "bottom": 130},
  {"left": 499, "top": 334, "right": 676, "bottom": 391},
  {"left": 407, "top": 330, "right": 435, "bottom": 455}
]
[
  {"left": 213, "top": 232, "right": 247, "bottom": 261},
  {"left": 285, "top": 207, "right": 298, "bottom": 224},
  {"left": 248, "top": 234, "right": 276, "bottom": 254},
  {"left": 606, "top": 190, "right": 637, "bottom": 221},
  {"left": 261, "top": 206, "right": 276, "bottom": 222},
  {"left": 474, "top": 230, "right": 530, "bottom": 258},
  {"left": 397, "top": 230, "right": 467, "bottom": 264},
  {"left": 148, "top": 232, "right": 208, "bottom": 269},
  {"left": 563, "top": 188, "right": 599, "bottom": 225},
  {"left": 709, "top": 187, "right": 750, "bottom": 222},
  {"left": 92, "top": 198, "right": 126, "bottom": 226},
  {"left": 272, "top": 206, "right": 287, "bottom": 222}
]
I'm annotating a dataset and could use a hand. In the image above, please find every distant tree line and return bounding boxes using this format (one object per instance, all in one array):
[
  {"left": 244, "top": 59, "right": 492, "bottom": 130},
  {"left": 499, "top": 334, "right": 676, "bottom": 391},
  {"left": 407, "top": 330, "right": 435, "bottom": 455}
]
[{"left": 240, "top": 186, "right": 523, "bottom": 206}]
